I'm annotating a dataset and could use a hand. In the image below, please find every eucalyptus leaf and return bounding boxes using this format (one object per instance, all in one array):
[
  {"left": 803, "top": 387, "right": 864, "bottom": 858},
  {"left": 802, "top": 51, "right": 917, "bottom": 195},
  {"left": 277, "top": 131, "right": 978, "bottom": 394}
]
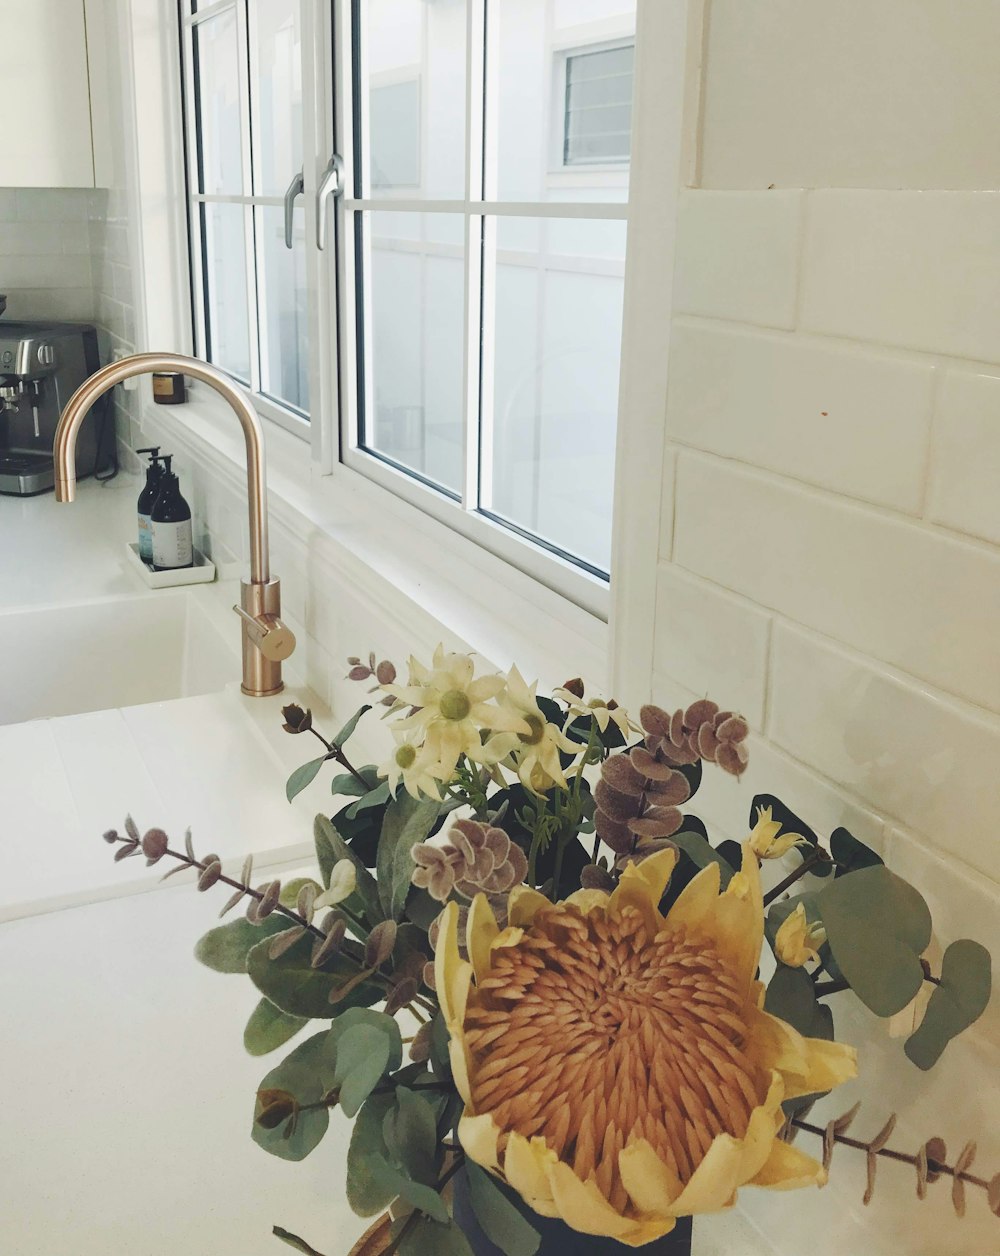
[
  {"left": 377, "top": 795, "right": 442, "bottom": 921},
  {"left": 819, "top": 866, "right": 932, "bottom": 1017},
  {"left": 764, "top": 964, "right": 833, "bottom": 1040},
  {"left": 393, "top": 1215, "right": 475, "bottom": 1256},
  {"left": 429, "top": 1013, "right": 452, "bottom": 1079},
  {"left": 279, "top": 877, "right": 322, "bottom": 910},
  {"left": 247, "top": 930, "right": 382, "bottom": 1018},
  {"left": 671, "top": 830, "right": 735, "bottom": 888},
  {"left": 330, "top": 1007, "right": 404, "bottom": 1073},
  {"left": 905, "top": 939, "right": 992, "bottom": 1070},
  {"left": 405, "top": 889, "right": 443, "bottom": 932},
  {"left": 333, "top": 704, "right": 372, "bottom": 749},
  {"left": 348, "top": 1092, "right": 398, "bottom": 1215},
  {"left": 243, "top": 998, "right": 309, "bottom": 1056},
  {"left": 369, "top": 1153, "right": 450, "bottom": 1224},
  {"left": 333, "top": 1024, "right": 393, "bottom": 1117},
  {"left": 466, "top": 1162, "right": 540, "bottom": 1256},
  {"left": 286, "top": 756, "right": 329, "bottom": 803},
  {"left": 252, "top": 1030, "right": 337, "bottom": 1161},
  {"left": 830, "top": 827, "right": 884, "bottom": 878},
  {"left": 330, "top": 768, "right": 380, "bottom": 799},
  {"left": 194, "top": 914, "right": 288, "bottom": 974},
  {"left": 384, "top": 1086, "right": 439, "bottom": 1185},
  {"left": 314, "top": 815, "right": 383, "bottom": 920}
]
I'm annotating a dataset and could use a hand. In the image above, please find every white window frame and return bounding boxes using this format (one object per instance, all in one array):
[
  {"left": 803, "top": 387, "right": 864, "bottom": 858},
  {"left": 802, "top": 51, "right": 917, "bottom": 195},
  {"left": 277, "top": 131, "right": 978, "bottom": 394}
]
[
  {"left": 174, "top": 0, "right": 635, "bottom": 621},
  {"left": 333, "top": 0, "right": 628, "bottom": 616},
  {"left": 180, "top": 0, "right": 313, "bottom": 440}
]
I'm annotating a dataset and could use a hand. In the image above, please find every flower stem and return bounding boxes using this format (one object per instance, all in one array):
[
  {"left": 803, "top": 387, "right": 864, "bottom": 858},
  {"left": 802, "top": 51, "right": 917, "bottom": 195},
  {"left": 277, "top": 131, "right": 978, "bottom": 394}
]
[
  {"left": 307, "top": 725, "right": 370, "bottom": 790},
  {"left": 273, "top": 1225, "right": 329, "bottom": 1255},
  {"left": 762, "top": 850, "right": 828, "bottom": 906}
]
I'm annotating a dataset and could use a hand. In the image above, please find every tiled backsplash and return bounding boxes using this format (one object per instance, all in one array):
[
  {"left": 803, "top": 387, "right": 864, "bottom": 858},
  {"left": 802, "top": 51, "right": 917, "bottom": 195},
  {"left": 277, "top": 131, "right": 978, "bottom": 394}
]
[{"left": 0, "top": 188, "right": 96, "bottom": 322}]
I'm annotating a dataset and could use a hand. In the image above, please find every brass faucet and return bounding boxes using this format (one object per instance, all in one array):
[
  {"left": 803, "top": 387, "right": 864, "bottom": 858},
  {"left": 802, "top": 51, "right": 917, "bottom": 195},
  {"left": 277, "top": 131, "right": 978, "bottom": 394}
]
[{"left": 53, "top": 352, "right": 295, "bottom": 697}]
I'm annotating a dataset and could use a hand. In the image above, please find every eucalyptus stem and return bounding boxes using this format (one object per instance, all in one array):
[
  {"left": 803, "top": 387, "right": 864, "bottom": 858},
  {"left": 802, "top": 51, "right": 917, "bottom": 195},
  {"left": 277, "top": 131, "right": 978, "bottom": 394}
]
[
  {"left": 762, "top": 850, "right": 828, "bottom": 906},
  {"left": 272, "top": 1224, "right": 329, "bottom": 1255}
]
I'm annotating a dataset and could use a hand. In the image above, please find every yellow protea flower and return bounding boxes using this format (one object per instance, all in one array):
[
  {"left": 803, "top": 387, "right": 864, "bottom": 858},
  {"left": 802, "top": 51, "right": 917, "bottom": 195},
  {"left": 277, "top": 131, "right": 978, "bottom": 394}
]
[
  {"left": 748, "top": 805, "right": 809, "bottom": 860},
  {"left": 774, "top": 903, "right": 827, "bottom": 968},
  {"left": 436, "top": 845, "right": 857, "bottom": 1247}
]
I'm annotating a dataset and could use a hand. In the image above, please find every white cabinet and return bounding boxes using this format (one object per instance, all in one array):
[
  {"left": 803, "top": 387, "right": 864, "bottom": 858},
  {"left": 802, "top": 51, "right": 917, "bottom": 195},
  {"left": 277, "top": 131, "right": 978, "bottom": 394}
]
[{"left": 1, "top": 0, "right": 109, "bottom": 188}]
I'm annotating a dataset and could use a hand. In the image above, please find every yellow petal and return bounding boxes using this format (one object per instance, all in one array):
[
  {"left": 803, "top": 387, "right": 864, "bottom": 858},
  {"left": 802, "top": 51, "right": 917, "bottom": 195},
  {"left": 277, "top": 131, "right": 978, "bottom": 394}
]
[
  {"left": 459, "top": 1112, "right": 502, "bottom": 1172},
  {"left": 619, "top": 1139, "right": 684, "bottom": 1215},
  {"left": 546, "top": 1161, "right": 677, "bottom": 1247},
  {"left": 449, "top": 1035, "right": 474, "bottom": 1107},
  {"left": 732, "top": 1072, "right": 787, "bottom": 1185},
  {"left": 435, "top": 901, "right": 473, "bottom": 1030},
  {"left": 661, "top": 862, "right": 721, "bottom": 936},
  {"left": 508, "top": 885, "right": 552, "bottom": 928},
  {"left": 609, "top": 847, "right": 677, "bottom": 926},
  {"left": 790, "top": 1037, "right": 858, "bottom": 1099},
  {"left": 746, "top": 1007, "right": 858, "bottom": 1099},
  {"left": 491, "top": 926, "right": 525, "bottom": 953},
  {"left": 750, "top": 1137, "right": 826, "bottom": 1190},
  {"left": 561, "top": 889, "right": 611, "bottom": 915},
  {"left": 503, "top": 1133, "right": 559, "bottom": 1218},
  {"left": 467, "top": 893, "right": 500, "bottom": 983},
  {"left": 669, "top": 1131, "right": 745, "bottom": 1216}
]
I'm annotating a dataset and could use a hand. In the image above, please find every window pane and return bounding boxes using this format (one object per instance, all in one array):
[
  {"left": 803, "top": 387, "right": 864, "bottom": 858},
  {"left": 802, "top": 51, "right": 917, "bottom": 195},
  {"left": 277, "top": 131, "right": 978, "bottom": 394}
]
[
  {"left": 484, "top": 217, "right": 627, "bottom": 574},
  {"left": 564, "top": 47, "right": 633, "bottom": 165},
  {"left": 361, "top": 0, "right": 466, "bottom": 199},
  {"left": 257, "top": 206, "right": 309, "bottom": 413},
  {"left": 193, "top": 9, "right": 243, "bottom": 195},
  {"left": 493, "top": 1, "right": 635, "bottom": 201},
  {"left": 361, "top": 211, "right": 465, "bottom": 495},
  {"left": 250, "top": 0, "right": 303, "bottom": 196},
  {"left": 202, "top": 202, "right": 251, "bottom": 382}
]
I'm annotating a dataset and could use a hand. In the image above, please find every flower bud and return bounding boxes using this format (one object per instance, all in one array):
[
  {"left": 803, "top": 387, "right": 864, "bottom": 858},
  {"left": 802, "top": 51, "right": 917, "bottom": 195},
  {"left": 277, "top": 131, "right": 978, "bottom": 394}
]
[
  {"left": 255, "top": 1088, "right": 298, "bottom": 1130},
  {"left": 774, "top": 903, "right": 826, "bottom": 967},
  {"left": 141, "top": 828, "right": 169, "bottom": 864},
  {"left": 748, "top": 805, "right": 809, "bottom": 860},
  {"left": 280, "top": 703, "right": 312, "bottom": 734}
]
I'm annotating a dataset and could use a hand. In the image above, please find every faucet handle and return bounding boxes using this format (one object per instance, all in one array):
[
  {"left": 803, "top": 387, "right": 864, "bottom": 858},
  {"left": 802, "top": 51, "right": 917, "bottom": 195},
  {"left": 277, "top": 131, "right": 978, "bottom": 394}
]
[{"left": 233, "top": 604, "right": 297, "bottom": 662}]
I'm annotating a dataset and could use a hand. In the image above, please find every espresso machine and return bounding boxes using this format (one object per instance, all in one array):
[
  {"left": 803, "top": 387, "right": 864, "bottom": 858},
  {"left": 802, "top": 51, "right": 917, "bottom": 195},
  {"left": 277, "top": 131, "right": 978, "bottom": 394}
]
[{"left": 0, "top": 316, "right": 107, "bottom": 495}]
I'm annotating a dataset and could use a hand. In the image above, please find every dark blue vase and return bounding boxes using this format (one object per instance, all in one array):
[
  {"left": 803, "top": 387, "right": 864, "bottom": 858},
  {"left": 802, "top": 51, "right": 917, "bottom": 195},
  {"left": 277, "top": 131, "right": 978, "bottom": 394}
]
[{"left": 452, "top": 1167, "right": 693, "bottom": 1256}]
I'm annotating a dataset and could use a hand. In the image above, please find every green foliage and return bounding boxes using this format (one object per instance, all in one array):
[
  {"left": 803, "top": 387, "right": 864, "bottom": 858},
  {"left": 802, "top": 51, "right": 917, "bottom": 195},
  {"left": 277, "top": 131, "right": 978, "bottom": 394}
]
[
  {"left": 243, "top": 998, "right": 309, "bottom": 1056},
  {"left": 345, "top": 781, "right": 393, "bottom": 820},
  {"left": 765, "top": 964, "right": 833, "bottom": 1041},
  {"left": 819, "top": 866, "right": 932, "bottom": 1017},
  {"left": 246, "top": 930, "right": 382, "bottom": 1018},
  {"left": 286, "top": 755, "right": 329, "bottom": 803},
  {"left": 466, "top": 1163, "right": 540, "bottom": 1256},
  {"left": 329, "top": 767, "right": 381, "bottom": 798},
  {"left": 906, "top": 939, "right": 992, "bottom": 1070},
  {"left": 671, "top": 830, "right": 736, "bottom": 888},
  {"left": 829, "top": 827, "right": 884, "bottom": 877},
  {"left": 332, "top": 705, "right": 372, "bottom": 748},
  {"left": 279, "top": 877, "right": 323, "bottom": 909},
  {"left": 391, "top": 1214, "right": 474, "bottom": 1255},
  {"left": 314, "top": 815, "right": 382, "bottom": 920},
  {"left": 377, "top": 795, "right": 442, "bottom": 921},
  {"left": 384, "top": 1087, "right": 439, "bottom": 1186},
  {"left": 334, "top": 1024, "right": 395, "bottom": 1117},
  {"left": 252, "top": 1030, "right": 337, "bottom": 1161},
  {"left": 194, "top": 914, "right": 288, "bottom": 973},
  {"left": 368, "top": 1153, "right": 450, "bottom": 1224},
  {"left": 348, "top": 1092, "right": 399, "bottom": 1215}
]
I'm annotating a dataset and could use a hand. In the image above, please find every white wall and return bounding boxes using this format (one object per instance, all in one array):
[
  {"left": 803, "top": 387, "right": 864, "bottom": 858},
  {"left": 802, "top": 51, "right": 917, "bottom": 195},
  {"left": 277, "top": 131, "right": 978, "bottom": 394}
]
[{"left": 626, "top": 2, "right": 1000, "bottom": 1252}]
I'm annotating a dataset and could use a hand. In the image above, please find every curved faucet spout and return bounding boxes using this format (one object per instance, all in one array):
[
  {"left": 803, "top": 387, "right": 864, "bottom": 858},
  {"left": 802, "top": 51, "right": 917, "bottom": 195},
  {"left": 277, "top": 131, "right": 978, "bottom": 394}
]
[
  {"left": 53, "top": 351, "right": 294, "bottom": 696},
  {"left": 53, "top": 351, "right": 269, "bottom": 585}
]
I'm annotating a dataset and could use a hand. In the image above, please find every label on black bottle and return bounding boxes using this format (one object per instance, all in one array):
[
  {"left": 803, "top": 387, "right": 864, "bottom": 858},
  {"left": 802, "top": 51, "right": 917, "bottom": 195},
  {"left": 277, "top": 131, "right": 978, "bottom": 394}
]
[
  {"left": 152, "top": 519, "right": 193, "bottom": 569},
  {"left": 138, "top": 513, "right": 153, "bottom": 563}
]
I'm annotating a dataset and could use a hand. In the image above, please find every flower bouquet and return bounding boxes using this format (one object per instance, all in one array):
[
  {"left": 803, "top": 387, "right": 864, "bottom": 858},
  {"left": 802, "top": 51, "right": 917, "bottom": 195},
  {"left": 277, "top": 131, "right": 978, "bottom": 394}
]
[{"left": 102, "top": 648, "right": 998, "bottom": 1254}]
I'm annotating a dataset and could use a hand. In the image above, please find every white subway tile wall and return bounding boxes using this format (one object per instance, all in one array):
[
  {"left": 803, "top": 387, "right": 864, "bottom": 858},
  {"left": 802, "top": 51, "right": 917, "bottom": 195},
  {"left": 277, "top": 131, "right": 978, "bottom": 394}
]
[
  {"left": 659, "top": 131, "right": 1000, "bottom": 1251},
  {"left": 0, "top": 189, "right": 96, "bottom": 321}
]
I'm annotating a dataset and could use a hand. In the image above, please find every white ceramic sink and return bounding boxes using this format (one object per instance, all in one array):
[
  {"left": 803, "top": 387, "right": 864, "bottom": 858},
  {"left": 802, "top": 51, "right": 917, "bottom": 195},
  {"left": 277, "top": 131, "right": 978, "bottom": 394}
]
[{"left": 0, "top": 590, "right": 235, "bottom": 725}]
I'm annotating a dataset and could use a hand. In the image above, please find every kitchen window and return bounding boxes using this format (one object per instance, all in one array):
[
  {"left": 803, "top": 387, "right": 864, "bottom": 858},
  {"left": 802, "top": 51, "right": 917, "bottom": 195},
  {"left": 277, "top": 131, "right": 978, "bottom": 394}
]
[{"left": 180, "top": 0, "right": 635, "bottom": 611}]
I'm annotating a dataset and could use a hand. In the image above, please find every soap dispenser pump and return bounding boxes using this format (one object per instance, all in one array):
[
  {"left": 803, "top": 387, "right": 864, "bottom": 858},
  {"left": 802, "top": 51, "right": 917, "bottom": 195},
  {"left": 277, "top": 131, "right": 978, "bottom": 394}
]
[
  {"left": 136, "top": 446, "right": 164, "bottom": 565},
  {"left": 150, "top": 455, "right": 194, "bottom": 571}
]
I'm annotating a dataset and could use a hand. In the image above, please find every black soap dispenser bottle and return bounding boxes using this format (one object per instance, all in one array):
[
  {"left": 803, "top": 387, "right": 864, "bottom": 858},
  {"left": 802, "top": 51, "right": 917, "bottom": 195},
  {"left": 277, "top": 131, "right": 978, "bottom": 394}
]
[
  {"left": 150, "top": 456, "right": 194, "bottom": 571},
  {"left": 136, "top": 446, "right": 164, "bottom": 566}
]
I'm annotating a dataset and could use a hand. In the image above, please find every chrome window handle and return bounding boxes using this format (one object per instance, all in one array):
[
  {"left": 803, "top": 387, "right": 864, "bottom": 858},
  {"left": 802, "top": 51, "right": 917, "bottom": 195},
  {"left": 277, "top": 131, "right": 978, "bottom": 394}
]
[
  {"left": 283, "top": 170, "right": 305, "bottom": 249},
  {"left": 316, "top": 153, "right": 344, "bottom": 252}
]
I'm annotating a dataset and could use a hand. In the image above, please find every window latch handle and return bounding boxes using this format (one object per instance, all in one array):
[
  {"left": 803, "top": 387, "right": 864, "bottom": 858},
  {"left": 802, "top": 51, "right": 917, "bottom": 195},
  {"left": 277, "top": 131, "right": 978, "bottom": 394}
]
[
  {"left": 283, "top": 170, "right": 305, "bottom": 249},
  {"left": 316, "top": 154, "right": 344, "bottom": 252}
]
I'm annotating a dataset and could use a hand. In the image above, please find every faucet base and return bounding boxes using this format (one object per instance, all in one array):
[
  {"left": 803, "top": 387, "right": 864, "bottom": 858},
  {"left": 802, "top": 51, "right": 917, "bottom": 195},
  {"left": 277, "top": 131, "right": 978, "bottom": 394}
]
[{"left": 240, "top": 577, "right": 285, "bottom": 696}]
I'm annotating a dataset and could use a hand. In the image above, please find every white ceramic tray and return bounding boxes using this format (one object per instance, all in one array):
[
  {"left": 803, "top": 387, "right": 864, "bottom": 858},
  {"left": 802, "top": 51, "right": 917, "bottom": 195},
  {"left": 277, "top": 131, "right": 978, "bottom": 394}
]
[{"left": 124, "top": 541, "right": 216, "bottom": 588}]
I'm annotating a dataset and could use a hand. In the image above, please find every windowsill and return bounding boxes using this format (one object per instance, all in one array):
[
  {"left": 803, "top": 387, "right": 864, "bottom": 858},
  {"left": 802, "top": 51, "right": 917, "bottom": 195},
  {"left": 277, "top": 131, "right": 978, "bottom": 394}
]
[{"left": 139, "top": 387, "right": 610, "bottom": 689}]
